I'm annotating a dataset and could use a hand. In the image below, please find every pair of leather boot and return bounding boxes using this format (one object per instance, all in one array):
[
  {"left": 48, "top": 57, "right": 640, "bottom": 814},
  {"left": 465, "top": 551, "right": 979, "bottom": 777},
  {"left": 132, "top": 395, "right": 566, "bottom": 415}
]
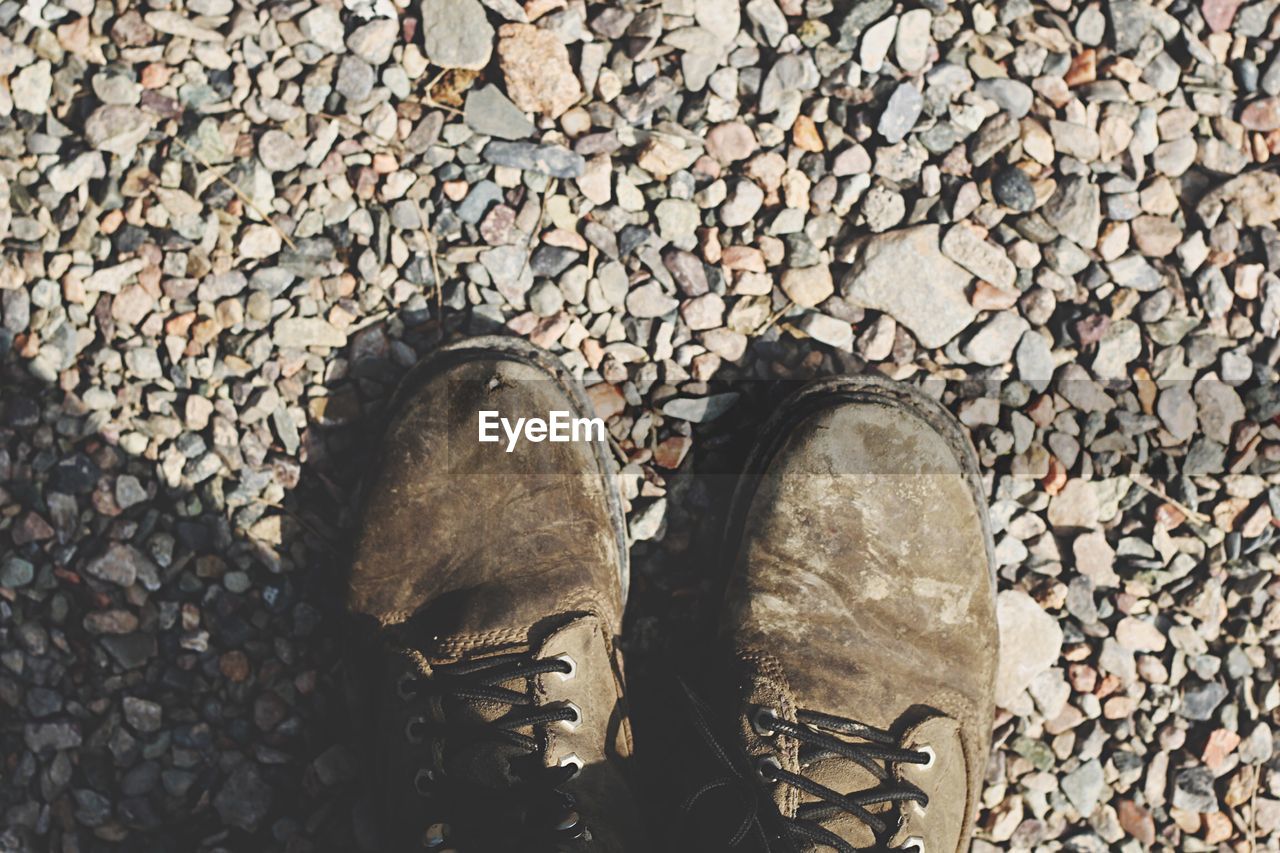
[{"left": 344, "top": 336, "right": 996, "bottom": 853}]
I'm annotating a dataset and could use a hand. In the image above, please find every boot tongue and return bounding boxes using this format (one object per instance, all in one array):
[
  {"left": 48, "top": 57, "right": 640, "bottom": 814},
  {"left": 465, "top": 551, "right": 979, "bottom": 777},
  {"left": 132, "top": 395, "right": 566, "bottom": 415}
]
[
  {"left": 388, "top": 606, "right": 548, "bottom": 790},
  {"left": 740, "top": 666, "right": 923, "bottom": 849},
  {"left": 783, "top": 731, "right": 888, "bottom": 849},
  {"left": 436, "top": 653, "right": 538, "bottom": 789},
  {"left": 413, "top": 618, "right": 586, "bottom": 792},
  {"left": 794, "top": 714, "right": 965, "bottom": 850},
  {"left": 738, "top": 672, "right": 888, "bottom": 848}
]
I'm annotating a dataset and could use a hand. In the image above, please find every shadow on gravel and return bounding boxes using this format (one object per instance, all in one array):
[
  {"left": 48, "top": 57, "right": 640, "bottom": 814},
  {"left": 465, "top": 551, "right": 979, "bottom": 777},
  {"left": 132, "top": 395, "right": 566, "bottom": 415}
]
[
  {"left": 6, "top": 308, "right": 1278, "bottom": 851},
  {"left": 1, "top": 318, "right": 437, "bottom": 851},
  {"left": 0, "top": 265, "right": 914, "bottom": 852}
]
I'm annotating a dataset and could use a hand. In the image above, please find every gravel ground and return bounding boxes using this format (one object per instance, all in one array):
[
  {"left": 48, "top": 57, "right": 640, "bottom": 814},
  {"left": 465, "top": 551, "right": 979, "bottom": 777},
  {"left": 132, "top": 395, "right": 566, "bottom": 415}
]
[{"left": 4, "top": 0, "right": 1280, "bottom": 849}]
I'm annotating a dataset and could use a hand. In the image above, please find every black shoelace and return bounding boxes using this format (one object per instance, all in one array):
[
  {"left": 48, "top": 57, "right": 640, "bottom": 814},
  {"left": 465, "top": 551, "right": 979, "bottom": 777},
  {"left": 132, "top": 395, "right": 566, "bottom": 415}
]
[
  {"left": 682, "top": 683, "right": 932, "bottom": 853},
  {"left": 398, "top": 652, "right": 586, "bottom": 851}
]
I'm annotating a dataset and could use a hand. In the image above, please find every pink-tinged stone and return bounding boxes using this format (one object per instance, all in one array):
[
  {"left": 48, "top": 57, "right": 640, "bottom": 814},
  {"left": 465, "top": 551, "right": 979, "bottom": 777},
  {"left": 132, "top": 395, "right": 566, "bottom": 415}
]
[
  {"left": 497, "top": 24, "right": 583, "bottom": 119},
  {"left": 705, "top": 121, "right": 758, "bottom": 164},
  {"left": 586, "top": 382, "right": 625, "bottom": 419},
  {"left": 1241, "top": 97, "right": 1280, "bottom": 132},
  {"left": 1202, "top": 0, "right": 1241, "bottom": 32}
]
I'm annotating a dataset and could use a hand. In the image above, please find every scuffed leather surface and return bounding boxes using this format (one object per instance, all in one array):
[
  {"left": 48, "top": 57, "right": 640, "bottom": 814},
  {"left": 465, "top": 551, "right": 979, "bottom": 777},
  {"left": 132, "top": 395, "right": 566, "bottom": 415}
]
[
  {"left": 348, "top": 356, "right": 625, "bottom": 643},
  {"left": 723, "top": 388, "right": 996, "bottom": 853},
  {"left": 344, "top": 344, "right": 639, "bottom": 851}
]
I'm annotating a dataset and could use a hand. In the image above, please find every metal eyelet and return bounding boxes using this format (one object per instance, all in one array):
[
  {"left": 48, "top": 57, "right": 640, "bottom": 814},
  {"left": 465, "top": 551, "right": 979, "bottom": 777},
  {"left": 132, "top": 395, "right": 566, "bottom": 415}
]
[
  {"left": 751, "top": 706, "right": 779, "bottom": 737},
  {"left": 755, "top": 755, "right": 781, "bottom": 783},
  {"left": 558, "top": 752, "right": 583, "bottom": 776},
  {"left": 405, "top": 716, "right": 426, "bottom": 744},
  {"left": 558, "top": 701, "right": 582, "bottom": 732},
  {"left": 898, "top": 836, "right": 924, "bottom": 852},
  {"left": 550, "top": 653, "right": 577, "bottom": 681},
  {"left": 397, "top": 672, "right": 418, "bottom": 700},
  {"left": 413, "top": 767, "right": 436, "bottom": 796},
  {"left": 917, "top": 745, "right": 936, "bottom": 770},
  {"left": 555, "top": 809, "right": 585, "bottom": 837},
  {"left": 422, "top": 822, "right": 450, "bottom": 848}
]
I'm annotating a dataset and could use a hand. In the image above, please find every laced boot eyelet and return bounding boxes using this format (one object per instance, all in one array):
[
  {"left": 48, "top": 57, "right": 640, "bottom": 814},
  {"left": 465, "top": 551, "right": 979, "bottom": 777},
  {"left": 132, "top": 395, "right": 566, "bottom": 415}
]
[
  {"left": 557, "top": 701, "right": 582, "bottom": 732},
  {"left": 916, "top": 745, "right": 935, "bottom": 769},
  {"left": 550, "top": 653, "right": 577, "bottom": 681},
  {"left": 558, "top": 752, "right": 583, "bottom": 776},
  {"left": 414, "top": 768, "right": 436, "bottom": 796},
  {"left": 422, "top": 822, "right": 450, "bottom": 848},
  {"left": 751, "top": 706, "right": 779, "bottom": 737},
  {"left": 554, "top": 809, "right": 585, "bottom": 838},
  {"left": 755, "top": 755, "right": 781, "bottom": 783},
  {"left": 397, "top": 672, "right": 419, "bottom": 700},
  {"left": 898, "top": 836, "right": 924, "bottom": 852},
  {"left": 910, "top": 793, "right": 929, "bottom": 817},
  {"left": 405, "top": 716, "right": 426, "bottom": 744}
]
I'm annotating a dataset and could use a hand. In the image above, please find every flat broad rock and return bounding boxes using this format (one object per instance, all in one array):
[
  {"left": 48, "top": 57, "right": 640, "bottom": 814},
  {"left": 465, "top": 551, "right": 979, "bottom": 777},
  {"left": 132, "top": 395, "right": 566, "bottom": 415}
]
[
  {"left": 706, "top": 121, "right": 758, "bottom": 163},
  {"left": 694, "top": 0, "right": 740, "bottom": 45},
  {"left": 780, "top": 265, "right": 834, "bottom": 307},
  {"left": 299, "top": 6, "right": 345, "bottom": 53},
  {"left": 841, "top": 224, "right": 976, "bottom": 348},
  {"left": 744, "top": 0, "right": 787, "bottom": 45},
  {"left": 963, "top": 312, "right": 1028, "bottom": 366},
  {"left": 1194, "top": 374, "right": 1246, "bottom": 443},
  {"left": 422, "top": 0, "right": 495, "bottom": 70},
  {"left": 1048, "top": 478, "right": 1100, "bottom": 529},
  {"left": 994, "top": 589, "right": 1063, "bottom": 707},
  {"left": 240, "top": 224, "right": 283, "bottom": 259},
  {"left": 144, "top": 10, "right": 222, "bottom": 40},
  {"left": 860, "top": 15, "right": 897, "bottom": 73},
  {"left": 719, "top": 179, "right": 764, "bottom": 228},
  {"left": 84, "top": 543, "right": 153, "bottom": 587},
  {"left": 663, "top": 393, "right": 739, "bottom": 423},
  {"left": 1062, "top": 759, "right": 1105, "bottom": 817},
  {"left": 655, "top": 198, "right": 700, "bottom": 241},
  {"left": 795, "top": 312, "right": 853, "bottom": 351},
  {"left": 1015, "top": 329, "right": 1055, "bottom": 391},
  {"left": 1115, "top": 616, "right": 1167, "bottom": 653},
  {"left": 84, "top": 105, "right": 155, "bottom": 154},
  {"left": 258, "top": 129, "right": 306, "bottom": 172},
  {"left": 482, "top": 141, "right": 584, "bottom": 178},
  {"left": 214, "top": 763, "right": 274, "bottom": 832},
  {"left": 893, "top": 8, "right": 932, "bottom": 73},
  {"left": 1241, "top": 96, "right": 1280, "bottom": 131},
  {"left": 84, "top": 259, "right": 145, "bottom": 294},
  {"left": 576, "top": 154, "right": 612, "bottom": 205},
  {"left": 759, "top": 53, "right": 819, "bottom": 114},
  {"left": 274, "top": 317, "right": 348, "bottom": 348},
  {"left": 464, "top": 85, "right": 535, "bottom": 140},
  {"left": 878, "top": 82, "right": 923, "bottom": 145},
  {"left": 11, "top": 61, "right": 52, "bottom": 114},
  {"left": 626, "top": 283, "right": 678, "bottom": 318},
  {"left": 1092, "top": 319, "right": 1141, "bottom": 380},
  {"left": 1073, "top": 531, "right": 1120, "bottom": 588},
  {"left": 346, "top": 18, "right": 398, "bottom": 65}
]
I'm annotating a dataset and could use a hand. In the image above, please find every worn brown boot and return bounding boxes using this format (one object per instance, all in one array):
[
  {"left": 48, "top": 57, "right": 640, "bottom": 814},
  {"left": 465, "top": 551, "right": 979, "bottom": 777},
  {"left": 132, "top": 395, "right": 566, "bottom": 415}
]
[
  {"left": 344, "top": 336, "right": 641, "bottom": 852},
  {"left": 701, "top": 376, "right": 996, "bottom": 853}
]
